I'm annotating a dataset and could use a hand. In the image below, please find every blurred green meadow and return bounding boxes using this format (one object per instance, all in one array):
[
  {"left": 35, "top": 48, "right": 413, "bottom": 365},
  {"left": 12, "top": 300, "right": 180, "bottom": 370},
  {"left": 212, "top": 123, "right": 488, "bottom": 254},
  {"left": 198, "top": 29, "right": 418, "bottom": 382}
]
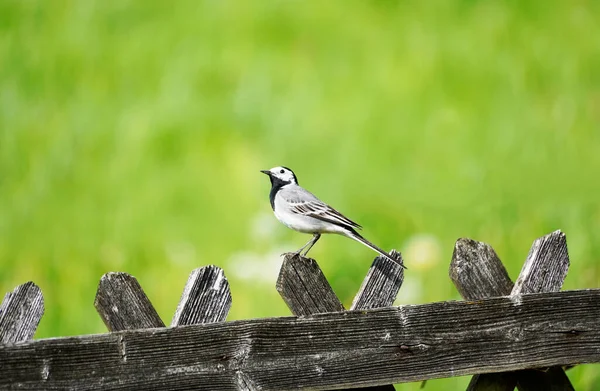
[{"left": 1, "top": 0, "right": 600, "bottom": 389}]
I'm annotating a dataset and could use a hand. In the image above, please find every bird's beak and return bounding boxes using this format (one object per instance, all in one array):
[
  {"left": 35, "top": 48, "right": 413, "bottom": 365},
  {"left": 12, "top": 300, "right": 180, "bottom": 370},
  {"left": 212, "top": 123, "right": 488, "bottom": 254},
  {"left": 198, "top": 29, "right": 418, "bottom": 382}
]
[{"left": 260, "top": 170, "right": 271, "bottom": 176}]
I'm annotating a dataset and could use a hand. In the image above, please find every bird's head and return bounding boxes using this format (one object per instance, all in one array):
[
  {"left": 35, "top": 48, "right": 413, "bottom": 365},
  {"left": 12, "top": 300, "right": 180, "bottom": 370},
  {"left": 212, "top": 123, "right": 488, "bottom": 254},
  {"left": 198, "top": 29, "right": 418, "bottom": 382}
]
[{"left": 260, "top": 166, "right": 298, "bottom": 186}]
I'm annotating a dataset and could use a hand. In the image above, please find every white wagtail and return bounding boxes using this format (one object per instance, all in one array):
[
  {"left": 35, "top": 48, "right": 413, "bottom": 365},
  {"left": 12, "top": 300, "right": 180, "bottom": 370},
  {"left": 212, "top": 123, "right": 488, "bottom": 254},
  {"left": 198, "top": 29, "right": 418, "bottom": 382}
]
[{"left": 261, "top": 166, "right": 405, "bottom": 267}]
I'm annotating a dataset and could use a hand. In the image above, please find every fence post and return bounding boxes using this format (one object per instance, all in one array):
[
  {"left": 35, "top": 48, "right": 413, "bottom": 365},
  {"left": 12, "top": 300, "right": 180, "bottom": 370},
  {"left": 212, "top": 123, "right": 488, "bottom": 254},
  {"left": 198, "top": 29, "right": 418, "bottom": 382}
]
[
  {"left": 276, "top": 254, "right": 344, "bottom": 316},
  {"left": 94, "top": 272, "right": 165, "bottom": 330},
  {"left": 171, "top": 265, "right": 232, "bottom": 326},
  {"left": 450, "top": 239, "right": 518, "bottom": 391},
  {"left": 276, "top": 250, "right": 404, "bottom": 391},
  {"left": 94, "top": 266, "right": 235, "bottom": 384},
  {"left": 350, "top": 250, "right": 405, "bottom": 310},
  {"left": 3, "top": 273, "right": 600, "bottom": 389},
  {"left": 95, "top": 266, "right": 233, "bottom": 331},
  {"left": 510, "top": 231, "right": 573, "bottom": 391},
  {"left": 450, "top": 230, "right": 574, "bottom": 391},
  {"left": 0, "top": 282, "right": 44, "bottom": 344}
]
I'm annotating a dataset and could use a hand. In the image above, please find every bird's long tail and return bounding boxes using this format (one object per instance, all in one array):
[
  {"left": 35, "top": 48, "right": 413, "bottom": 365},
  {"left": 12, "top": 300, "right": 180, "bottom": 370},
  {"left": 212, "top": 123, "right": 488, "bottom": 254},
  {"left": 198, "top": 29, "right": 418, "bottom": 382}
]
[{"left": 345, "top": 229, "right": 407, "bottom": 269}]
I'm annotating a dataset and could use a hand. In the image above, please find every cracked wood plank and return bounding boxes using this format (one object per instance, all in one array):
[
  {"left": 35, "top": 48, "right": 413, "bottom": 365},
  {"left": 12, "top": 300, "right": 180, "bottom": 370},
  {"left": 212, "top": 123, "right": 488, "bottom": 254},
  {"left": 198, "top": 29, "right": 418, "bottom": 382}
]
[
  {"left": 0, "top": 282, "right": 44, "bottom": 344},
  {"left": 449, "top": 238, "right": 513, "bottom": 300},
  {"left": 276, "top": 254, "right": 344, "bottom": 316},
  {"left": 171, "top": 266, "right": 232, "bottom": 327},
  {"left": 346, "top": 250, "right": 404, "bottom": 391},
  {"left": 511, "top": 231, "right": 573, "bottom": 391},
  {"left": 94, "top": 266, "right": 233, "bottom": 383},
  {"left": 2, "top": 288, "right": 599, "bottom": 390},
  {"left": 350, "top": 250, "right": 404, "bottom": 311},
  {"left": 94, "top": 272, "right": 165, "bottom": 331},
  {"left": 450, "top": 238, "right": 518, "bottom": 391},
  {"left": 277, "top": 251, "right": 403, "bottom": 391},
  {"left": 450, "top": 231, "right": 573, "bottom": 391},
  {"left": 511, "top": 230, "right": 570, "bottom": 296}
]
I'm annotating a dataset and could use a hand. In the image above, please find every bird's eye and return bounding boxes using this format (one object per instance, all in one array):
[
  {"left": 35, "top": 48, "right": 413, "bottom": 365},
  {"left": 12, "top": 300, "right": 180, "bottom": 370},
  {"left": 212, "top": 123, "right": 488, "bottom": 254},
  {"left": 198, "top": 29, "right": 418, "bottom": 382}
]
[{"left": 280, "top": 169, "right": 285, "bottom": 174}]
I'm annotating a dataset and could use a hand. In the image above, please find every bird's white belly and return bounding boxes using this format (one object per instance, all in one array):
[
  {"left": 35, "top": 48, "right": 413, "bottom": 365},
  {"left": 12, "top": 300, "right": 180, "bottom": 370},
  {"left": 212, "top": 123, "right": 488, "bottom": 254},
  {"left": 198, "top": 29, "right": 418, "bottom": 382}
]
[{"left": 274, "top": 201, "right": 343, "bottom": 234}]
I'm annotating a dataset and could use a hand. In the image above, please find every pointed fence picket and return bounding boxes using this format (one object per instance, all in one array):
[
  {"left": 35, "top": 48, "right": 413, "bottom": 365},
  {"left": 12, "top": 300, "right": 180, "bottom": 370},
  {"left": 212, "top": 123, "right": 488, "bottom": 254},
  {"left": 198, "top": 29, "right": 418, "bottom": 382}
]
[{"left": 0, "top": 230, "right": 597, "bottom": 391}]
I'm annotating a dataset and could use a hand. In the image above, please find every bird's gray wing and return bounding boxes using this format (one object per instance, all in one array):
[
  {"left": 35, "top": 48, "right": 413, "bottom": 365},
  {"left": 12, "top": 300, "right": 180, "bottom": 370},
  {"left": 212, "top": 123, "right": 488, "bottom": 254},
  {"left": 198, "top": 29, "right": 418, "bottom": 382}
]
[{"left": 280, "top": 186, "right": 362, "bottom": 230}]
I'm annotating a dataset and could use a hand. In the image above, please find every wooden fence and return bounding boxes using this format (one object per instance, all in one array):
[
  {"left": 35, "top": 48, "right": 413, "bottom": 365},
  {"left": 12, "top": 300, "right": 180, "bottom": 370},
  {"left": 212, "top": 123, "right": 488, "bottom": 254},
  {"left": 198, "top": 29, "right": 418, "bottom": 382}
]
[{"left": 0, "top": 230, "right": 598, "bottom": 390}]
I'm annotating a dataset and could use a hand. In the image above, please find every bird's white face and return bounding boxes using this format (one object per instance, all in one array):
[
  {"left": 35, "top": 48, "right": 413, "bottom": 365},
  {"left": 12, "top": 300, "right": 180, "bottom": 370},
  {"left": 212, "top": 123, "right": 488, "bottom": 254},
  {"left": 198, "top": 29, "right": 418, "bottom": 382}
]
[{"left": 263, "top": 166, "right": 297, "bottom": 184}]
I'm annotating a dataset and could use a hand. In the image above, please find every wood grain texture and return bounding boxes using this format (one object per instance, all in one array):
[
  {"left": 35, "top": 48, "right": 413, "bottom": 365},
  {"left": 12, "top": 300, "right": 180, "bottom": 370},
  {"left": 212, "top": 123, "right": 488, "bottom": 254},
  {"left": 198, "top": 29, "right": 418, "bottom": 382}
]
[
  {"left": 1, "top": 289, "right": 599, "bottom": 391},
  {"left": 0, "top": 282, "right": 44, "bottom": 344},
  {"left": 347, "top": 251, "right": 404, "bottom": 391},
  {"left": 277, "top": 252, "right": 402, "bottom": 391},
  {"left": 94, "top": 272, "right": 165, "bottom": 331},
  {"left": 171, "top": 266, "right": 232, "bottom": 326},
  {"left": 236, "top": 371, "right": 259, "bottom": 391},
  {"left": 450, "top": 232, "right": 573, "bottom": 391},
  {"left": 350, "top": 249, "right": 404, "bottom": 311},
  {"left": 512, "top": 230, "right": 569, "bottom": 295},
  {"left": 513, "top": 231, "right": 573, "bottom": 391},
  {"left": 276, "top": 253, "right": 344, "bottom": 316},
  {"left": 451, "top": 238, "right": 518, "bottom": 391},
  {"left": 450, "top": 238, "right": 513, "bottom": 299}
]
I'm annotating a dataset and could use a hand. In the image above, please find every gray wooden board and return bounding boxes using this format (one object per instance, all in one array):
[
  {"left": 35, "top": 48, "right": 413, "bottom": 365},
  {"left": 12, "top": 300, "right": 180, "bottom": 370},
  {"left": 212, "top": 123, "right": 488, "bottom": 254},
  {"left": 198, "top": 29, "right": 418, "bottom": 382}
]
[
  {"left": 171, "top": 266, "right": 232, "bottom": 326},
  {"left": 450, "top": 231, "right": 573, "bottom": 391},
  {"left": 277, "top": 252, "right": 403, "bottom": 391},
  {"left": 450, "top": 238, "right": 513, "bottom": 299},
  {"left": 451, "top": 239, "right": 519, "bottom": 391},
  {"left": 94, "top": 272, "right": 165, "bottom": 331},
  {"left": 0, "top": 282, "right": 44, "bottom": 344},
  {"left": 1, "top": 289, "right": 599, "bottom": 390},
  {"left": 276, "top": 254, "right": 345, "bottom": 316},
  {"left": 512, "top": 231, "right": 573, "bottom": 391},
  {"left": 350, "top": 250, "right": 404, "bottom": 311},
  {"left": 347, "top": 251, "right": 404, "bottom": 391},
  {"left": 512, "top": 230, "right": 570, "bottom": 296}
]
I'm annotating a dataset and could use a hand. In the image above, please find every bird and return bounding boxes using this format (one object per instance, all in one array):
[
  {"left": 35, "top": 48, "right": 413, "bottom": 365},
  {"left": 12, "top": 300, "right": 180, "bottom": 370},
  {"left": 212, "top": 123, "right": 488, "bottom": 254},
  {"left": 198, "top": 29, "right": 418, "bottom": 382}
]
[{"left": 260, "top": 166, "right": 405, "bottom": 267}]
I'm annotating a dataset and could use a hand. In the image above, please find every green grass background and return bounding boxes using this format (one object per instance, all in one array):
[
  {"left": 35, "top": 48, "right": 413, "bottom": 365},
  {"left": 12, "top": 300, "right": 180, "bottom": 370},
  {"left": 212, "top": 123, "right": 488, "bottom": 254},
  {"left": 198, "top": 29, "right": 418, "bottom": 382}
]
[{"left": 1, "top": 1, "right": 599, "bottom": 389}]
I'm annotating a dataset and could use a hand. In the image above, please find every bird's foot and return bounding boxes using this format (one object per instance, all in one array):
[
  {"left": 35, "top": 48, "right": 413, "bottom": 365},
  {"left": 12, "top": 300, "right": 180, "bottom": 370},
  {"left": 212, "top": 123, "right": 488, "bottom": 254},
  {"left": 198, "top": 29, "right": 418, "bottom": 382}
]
[{"left": 280, "top": 251, "right": 313, "bottom": 260}]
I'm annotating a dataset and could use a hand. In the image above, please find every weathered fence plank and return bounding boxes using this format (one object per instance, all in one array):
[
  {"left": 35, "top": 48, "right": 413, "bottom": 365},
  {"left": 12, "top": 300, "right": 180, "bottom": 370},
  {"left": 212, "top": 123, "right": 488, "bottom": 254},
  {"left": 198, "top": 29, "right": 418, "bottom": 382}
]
[
  {"left": 450, "top": 231, "right": 573, "bottom": 391},
  {"left": 2, "top": 289, "right": 599, "bottom": 391},
  {"left": 0, "top": 282, "right": 44, "bottom": 344},
  {"left": 449, "top": 238, "right": 513, "bottom": 299},
  {"left": 511, "top": 230, "right": 569, "bottom": 296},
  {"left": 347, "top": 250, "right": 404, "bottom": 391},
  {"left": 276, "top": 254, "right": 344, "bottom": 316},
  {"left": 511, "top": 230, "right": 573, "bottom": 391},
  {"left": 94, "top": 272, "right": 165, "bottom": 330},
  {"left": 350, "top": 250, "right": 404, "bottom": 311},
  {"left": 277, "top": 251, "right": 403, "bottom": 391},
  {"left": 450, "top": 239, "right": 519, "bottom": 391},
  {"left": 172, "top": 266, "right": 232, "bottom": 326}
]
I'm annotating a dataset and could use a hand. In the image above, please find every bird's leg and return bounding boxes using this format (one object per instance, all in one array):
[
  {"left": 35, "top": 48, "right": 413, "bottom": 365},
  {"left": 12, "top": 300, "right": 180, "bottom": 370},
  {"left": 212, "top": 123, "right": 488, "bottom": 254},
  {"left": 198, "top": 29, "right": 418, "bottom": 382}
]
[
  {"left": 301, "top": 233, "right": 321, "bottom": 257},
  {"left": 295, "top": 235, "right": 316, "bottom": 255}
]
